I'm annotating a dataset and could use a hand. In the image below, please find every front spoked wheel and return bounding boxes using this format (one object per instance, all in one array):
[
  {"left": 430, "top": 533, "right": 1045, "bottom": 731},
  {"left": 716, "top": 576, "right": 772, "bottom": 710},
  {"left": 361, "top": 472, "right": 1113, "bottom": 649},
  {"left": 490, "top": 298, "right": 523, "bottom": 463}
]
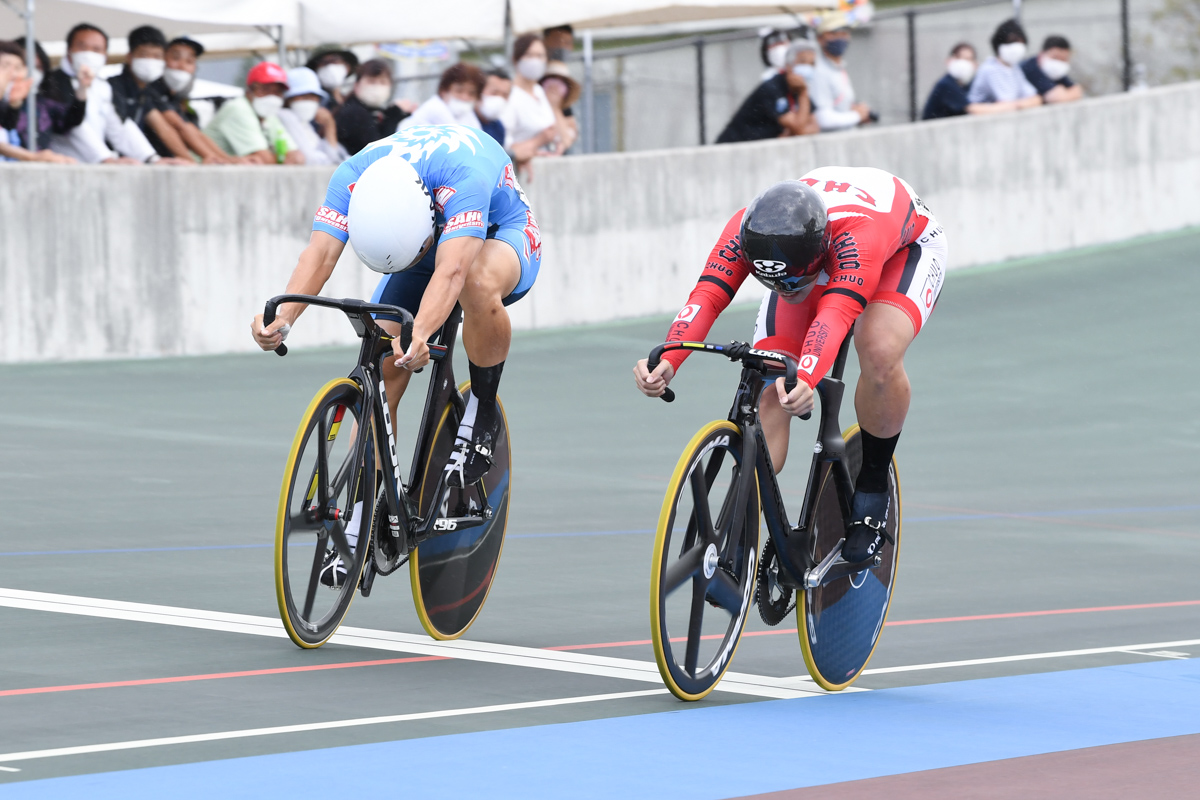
[
  {"left": 275, "top": 378, "right": 376, "bottom": 648},
  {"left": 651, "top": 421, "right": 759, "bottom": 701},
  {"left": 798, "top": 424, "right": 901, "bottom": 690}
]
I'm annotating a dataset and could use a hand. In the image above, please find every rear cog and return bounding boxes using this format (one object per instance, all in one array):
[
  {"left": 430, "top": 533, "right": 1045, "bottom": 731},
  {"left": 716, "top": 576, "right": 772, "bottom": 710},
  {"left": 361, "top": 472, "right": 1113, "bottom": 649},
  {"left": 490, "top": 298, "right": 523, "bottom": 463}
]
[{"left": 757, "top": 538, "right": 795, "bottom": 626}]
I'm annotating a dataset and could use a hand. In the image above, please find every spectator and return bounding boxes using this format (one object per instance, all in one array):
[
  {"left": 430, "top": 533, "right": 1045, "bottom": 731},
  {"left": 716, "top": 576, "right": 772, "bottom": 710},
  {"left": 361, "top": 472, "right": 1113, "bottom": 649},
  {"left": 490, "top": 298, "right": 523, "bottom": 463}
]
[
  {"left": 476, "top": 67, "right": 511, "bottom": 145},
  {"left": 501, "top": 33, "right": 559, "bottom": 179},
  {"left": 923, "top": 43, "right": 1029, "bottom": 120},
  {"left": 1022, "top": 35, "right": 1083, "bottom": 104},
  {"left": 204, "top": 61, "right": 303, "bottom": 164},
  {"left": 539, "top": 61, "right": 578, "bottom": 153},
  {"left": 334, "top": 59, "right": 407, "bottom": 155},
  {"left": 278, "top": 66, "right": 347, "bottom": 165},
  {"left": 968, "top": 19, "right": 1043, "bottom": 109},
  {"left": 717, "top": 38, "right": 819, "bottom": 143},
  {"left": 306, "top": 47, "right": 358, "bottom": 112},
  {"left": 143, "top": 36, "right": 232, "bottom": 163},
  {"left": 7, "top": 38, "right": 89, "bottom": 153},
  {"left": 108, "top": 26, "right": 191, "bottom": 164},
  {"left": 809, "top": 12, "right": 873, "bottom": 131},
  {"left": 401, "top": 62, "right": 486, "bottom": 129},
  {"left": 759, "top": 28, "right": 792, "bottom": 82},
  {"left": 0, "top": 42, "right": 74, "bottom": 162},
  {"left": 543, "top": 24, "right": 575, "bottom": 62},
  {"left": 46, "top": 23, "right": 152, "bottom": 163}
]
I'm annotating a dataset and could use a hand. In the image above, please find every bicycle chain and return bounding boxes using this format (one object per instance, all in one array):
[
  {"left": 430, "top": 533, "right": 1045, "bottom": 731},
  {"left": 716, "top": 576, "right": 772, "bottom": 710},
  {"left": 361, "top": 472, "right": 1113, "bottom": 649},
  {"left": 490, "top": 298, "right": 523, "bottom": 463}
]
[{"left": 756, "top": 538, "right": 796, "bottom": 626}]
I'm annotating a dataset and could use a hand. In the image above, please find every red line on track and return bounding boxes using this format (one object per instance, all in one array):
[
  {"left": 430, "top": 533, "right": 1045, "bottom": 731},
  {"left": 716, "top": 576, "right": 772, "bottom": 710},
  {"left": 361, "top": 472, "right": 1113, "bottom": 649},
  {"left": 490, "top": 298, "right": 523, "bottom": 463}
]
[
  {"left": 0, "top": 656, "right": 448, "bottom": 698},
  {"left": 544, "top": 599, "right": 1200, "bottom": 652}
]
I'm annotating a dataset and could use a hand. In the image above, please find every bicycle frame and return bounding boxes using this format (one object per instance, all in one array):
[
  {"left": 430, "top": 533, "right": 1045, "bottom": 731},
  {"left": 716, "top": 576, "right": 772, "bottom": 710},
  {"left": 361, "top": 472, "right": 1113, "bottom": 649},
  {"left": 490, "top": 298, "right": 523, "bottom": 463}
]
[{"left": 263, "top": 294, "right": 473, "bottom": 558}]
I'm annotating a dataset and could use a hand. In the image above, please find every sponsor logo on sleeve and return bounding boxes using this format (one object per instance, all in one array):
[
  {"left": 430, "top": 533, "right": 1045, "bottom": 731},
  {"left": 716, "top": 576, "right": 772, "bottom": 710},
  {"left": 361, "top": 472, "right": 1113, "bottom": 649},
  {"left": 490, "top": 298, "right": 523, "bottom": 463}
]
[
  {"left": 522, "top": 210, "right": 541, "bottom": 259},
  {"left": 797, "top": 353, "right": 818, "bottom": 375},
  {"left": 314, "top": 205, "right": 348, "bottom": 233},
  {"left": 432, "top": 186, "right": 456, "bottom": 214},
  {"left": 675, "top": 304, "right": 701, "bottom": 323},
  {"left": 444, "top": 210, "right": 484, "bottom": 233}
]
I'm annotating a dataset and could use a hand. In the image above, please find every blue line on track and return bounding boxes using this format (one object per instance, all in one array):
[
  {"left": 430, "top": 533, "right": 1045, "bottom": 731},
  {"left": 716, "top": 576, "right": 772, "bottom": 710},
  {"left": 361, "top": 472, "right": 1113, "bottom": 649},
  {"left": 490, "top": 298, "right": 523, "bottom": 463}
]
[
  {"left": 2, "top": 659, "right": 1197, "bottom": 798},
  {"left": 1, "top": 504, "right": 1194, "bottom": 557}
]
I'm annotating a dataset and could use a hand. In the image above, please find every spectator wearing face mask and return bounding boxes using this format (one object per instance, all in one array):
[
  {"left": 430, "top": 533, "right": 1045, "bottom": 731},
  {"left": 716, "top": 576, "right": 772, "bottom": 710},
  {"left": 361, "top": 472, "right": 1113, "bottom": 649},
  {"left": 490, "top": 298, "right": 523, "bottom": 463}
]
[
  {"left": 809, "top": 13, "right": 874, "bottom": 132},
  {"left": 543, "top": 24, "right": 575, "bottom": 62},
  {"left": 502, "top": 33, "right": 560, "bottom": 179},
  {"left": 108, "top": 26, "right": 192, "bottom": 164},
  {"left": 1022, "top": 35, "right": 1083, "bottom": 104},
  {"left": 539, "top": 61, "right": 579, "bottom": 154},
  {"left": 968, "top": 19, "right": 1043, "bottom": 109},
  {"left": 278, "top": 66, "right": 347, "bottom": 165},
  {"left": 334, "top": 59, "right": 408, "bottom": 156},
  {"left": 46, "top": 23, "right": 153, "bottom": 163},
  {"left": 759, "top": 29, "right": 792, "bottom": 82},
  {"left": 142, "top": 37, "right": 233, "bottom": 163},
  {"left": 0, "top": 42, "right": 74, "bottom": 162},
  {"left": 924, "top": 42, "right": 1031, "bottom": 120},
  {"left": 401, "top": 62, "right": 486, "bottom": 130},
  {"left": 5, "top": 38, "right": 90, "bottom": 154},
  {"left": 477, "top": 68, "right": 511, "bottom": 145},
  {"left": 205, "top": 60, "right": 303, "bottom": 164},
  {"left": 717, "top": 38, "right": 819, "bottom": 143},
  {"left": 307, "top": 47, "right": 358, "bottom": 112}
]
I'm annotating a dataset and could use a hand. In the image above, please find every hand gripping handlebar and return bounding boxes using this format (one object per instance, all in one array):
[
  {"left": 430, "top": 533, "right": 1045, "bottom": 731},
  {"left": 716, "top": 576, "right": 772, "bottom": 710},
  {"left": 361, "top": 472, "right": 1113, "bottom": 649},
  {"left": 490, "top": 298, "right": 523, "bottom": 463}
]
[
  {"left": 262, "top": 295, "right": 415, "bottom": 357},
  {"left": 646, "top": 341, "right": 800, "bottom": 406}
]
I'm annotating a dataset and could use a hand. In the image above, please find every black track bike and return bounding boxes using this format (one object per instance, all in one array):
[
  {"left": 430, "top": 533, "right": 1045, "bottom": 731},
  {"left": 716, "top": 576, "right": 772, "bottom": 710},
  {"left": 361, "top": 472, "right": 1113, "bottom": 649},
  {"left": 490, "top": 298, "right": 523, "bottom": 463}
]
[
  {"left": 645, "top": 333, "right": 900, "bottom": 700},
  {"left": 263, "top": 295, "right": 511, "bottom": 646}
]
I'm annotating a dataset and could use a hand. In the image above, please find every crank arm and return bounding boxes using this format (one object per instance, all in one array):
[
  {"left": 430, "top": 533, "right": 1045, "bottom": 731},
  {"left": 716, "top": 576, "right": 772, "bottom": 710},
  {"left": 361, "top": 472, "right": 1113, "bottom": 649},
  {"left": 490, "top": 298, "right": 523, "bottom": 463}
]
[{"left": 804, "top": 539, "right": 882, "bottom": 589}]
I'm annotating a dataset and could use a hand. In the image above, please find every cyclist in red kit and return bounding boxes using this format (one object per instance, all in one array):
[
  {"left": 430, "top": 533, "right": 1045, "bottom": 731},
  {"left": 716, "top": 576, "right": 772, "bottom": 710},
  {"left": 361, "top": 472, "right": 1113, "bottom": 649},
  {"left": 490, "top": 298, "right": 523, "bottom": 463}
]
[{"left": 634, "top": 166, "right": 946, "bottom": 562}]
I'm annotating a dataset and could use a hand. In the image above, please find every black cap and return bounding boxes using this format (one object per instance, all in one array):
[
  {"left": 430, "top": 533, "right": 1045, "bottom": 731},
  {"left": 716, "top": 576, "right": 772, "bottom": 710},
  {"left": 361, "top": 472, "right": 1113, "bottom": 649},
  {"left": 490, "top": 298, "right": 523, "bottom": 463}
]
[
  {"left": 306, "top": 46, "right": 359, "bottom": 73},
  {"left": 167, "top": 36, "right": 204, "bottom": 58},
  {"left": 741, "top": 181, "right": 828, "bottom": 295},
  {"left": 128, "top": 25, "right": 167, "bottom": 51}
]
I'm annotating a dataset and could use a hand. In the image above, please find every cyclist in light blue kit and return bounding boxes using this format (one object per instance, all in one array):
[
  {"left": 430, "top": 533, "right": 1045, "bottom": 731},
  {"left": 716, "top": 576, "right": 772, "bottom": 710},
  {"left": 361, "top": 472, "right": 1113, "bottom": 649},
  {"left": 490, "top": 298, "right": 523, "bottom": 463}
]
[{"left": 252, "top": 126, "right": 541, "bottom": 581}]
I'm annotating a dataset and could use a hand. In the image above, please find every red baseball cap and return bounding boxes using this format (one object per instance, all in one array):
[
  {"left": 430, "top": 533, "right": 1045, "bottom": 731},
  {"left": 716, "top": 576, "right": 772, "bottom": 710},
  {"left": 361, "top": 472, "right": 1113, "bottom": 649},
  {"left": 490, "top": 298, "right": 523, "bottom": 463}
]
[{"left": 246, "top": 61, "right": 289, "bottom": 87}]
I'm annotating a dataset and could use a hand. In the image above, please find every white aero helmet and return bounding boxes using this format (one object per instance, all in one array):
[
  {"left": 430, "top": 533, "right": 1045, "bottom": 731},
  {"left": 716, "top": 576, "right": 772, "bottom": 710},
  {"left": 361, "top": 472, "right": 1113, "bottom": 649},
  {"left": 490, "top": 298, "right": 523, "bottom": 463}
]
[{"left": 347, "top": 155, "right": 435, "bottom": 273}]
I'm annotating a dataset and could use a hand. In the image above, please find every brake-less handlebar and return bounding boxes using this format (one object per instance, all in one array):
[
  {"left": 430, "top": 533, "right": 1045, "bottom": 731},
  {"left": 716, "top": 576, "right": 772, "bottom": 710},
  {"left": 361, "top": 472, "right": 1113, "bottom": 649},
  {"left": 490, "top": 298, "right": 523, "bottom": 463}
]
[
  {"left": 262, "top": 295, "right": 416, "bottom": 358},
  {"left": 647, "top": 341, "right": 800, "bottom": 404}
]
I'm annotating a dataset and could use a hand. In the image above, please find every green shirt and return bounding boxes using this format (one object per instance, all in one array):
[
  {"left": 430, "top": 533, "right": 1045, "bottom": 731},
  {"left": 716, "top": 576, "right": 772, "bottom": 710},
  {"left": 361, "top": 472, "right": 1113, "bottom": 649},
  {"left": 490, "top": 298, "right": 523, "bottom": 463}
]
[{"left": 204, "top": 96, "right": 296, "bottom": 158}]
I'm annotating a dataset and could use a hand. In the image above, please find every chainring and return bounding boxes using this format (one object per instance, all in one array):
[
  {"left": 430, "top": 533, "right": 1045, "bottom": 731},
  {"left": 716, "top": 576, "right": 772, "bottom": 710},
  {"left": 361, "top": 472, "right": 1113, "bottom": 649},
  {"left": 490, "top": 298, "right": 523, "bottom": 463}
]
[
  {"left": 756, "top": 538, "right": 796, "bottom": 626},
  {"left": 372, "top": 487, "right": 407, "bottom": 576}
]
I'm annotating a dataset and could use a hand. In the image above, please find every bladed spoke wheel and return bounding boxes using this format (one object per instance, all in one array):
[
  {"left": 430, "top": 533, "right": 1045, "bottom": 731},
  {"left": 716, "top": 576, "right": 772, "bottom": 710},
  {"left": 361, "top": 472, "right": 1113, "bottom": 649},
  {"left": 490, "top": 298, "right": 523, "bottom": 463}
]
[{"left": 650, "top": 421, "right": 759, "bottom": 701}]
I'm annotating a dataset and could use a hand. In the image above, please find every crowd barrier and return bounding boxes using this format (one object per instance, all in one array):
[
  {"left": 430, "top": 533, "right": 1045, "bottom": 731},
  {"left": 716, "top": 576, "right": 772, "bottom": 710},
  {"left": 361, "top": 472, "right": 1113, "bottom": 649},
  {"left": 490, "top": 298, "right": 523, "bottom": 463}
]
[{"left": 2, "top": 81, "right": 1198, "bottom": 363}]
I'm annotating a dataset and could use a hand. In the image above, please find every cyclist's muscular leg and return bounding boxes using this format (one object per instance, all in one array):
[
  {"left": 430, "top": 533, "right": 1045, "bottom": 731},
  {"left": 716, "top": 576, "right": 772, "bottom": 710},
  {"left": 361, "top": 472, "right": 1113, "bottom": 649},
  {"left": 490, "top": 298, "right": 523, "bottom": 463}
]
[{"left": 758, "top": 390, "right": 792, "bottom": 474}]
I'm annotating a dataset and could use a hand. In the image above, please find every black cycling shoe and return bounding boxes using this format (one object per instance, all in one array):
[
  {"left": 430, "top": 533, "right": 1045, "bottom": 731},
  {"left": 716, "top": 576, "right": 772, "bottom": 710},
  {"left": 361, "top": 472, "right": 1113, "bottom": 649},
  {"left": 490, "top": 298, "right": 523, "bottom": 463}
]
[
  {"left": 842, "top": 490, "right": 892, "bottom": 563},
  {"left": 445, "top": 409, "right": 498, "bottom": 489}
]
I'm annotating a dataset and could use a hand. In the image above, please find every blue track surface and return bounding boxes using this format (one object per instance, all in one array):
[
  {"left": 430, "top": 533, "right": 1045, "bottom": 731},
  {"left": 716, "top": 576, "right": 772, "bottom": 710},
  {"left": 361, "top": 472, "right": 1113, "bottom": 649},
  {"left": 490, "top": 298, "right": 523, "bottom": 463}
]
[{"left": 5, "top": 658, "right": 1198, "bottom": 799}]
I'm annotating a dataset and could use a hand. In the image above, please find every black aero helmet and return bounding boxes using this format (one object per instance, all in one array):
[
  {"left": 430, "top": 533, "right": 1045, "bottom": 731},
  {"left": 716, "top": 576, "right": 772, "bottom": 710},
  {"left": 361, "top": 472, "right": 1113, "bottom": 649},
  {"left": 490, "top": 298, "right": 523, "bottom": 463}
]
[{"left": 740, "top": 180, "right": 828, "bottom": 295}]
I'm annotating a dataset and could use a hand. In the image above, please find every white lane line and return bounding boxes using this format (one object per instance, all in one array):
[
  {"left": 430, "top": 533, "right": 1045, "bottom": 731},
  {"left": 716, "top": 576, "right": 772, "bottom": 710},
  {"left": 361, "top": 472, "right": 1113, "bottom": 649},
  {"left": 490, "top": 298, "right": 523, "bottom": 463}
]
[
  {"left": 0, "top": 689, "right": 667, "bottom": 765},
  {"left": 0, "top": 588, "right": 825, "bottom": 700}
]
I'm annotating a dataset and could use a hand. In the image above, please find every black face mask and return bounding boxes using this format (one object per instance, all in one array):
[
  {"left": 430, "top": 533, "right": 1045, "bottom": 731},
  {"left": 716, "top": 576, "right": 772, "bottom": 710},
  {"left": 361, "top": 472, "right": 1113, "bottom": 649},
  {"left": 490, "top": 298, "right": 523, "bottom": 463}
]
[{"left": 824, "top": 38, "right": 850, "bottom": 58}]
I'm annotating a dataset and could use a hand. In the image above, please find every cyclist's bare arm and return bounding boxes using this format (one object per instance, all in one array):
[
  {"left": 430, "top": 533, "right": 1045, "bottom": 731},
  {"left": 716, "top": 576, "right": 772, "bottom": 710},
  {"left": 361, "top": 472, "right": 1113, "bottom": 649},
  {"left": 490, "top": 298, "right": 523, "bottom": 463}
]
[
  {"left": 395, "top": 235, "right": 484, "bottom": 371},
  {"left": 251, "top": 230, "right": 346, "bottom": 350}
]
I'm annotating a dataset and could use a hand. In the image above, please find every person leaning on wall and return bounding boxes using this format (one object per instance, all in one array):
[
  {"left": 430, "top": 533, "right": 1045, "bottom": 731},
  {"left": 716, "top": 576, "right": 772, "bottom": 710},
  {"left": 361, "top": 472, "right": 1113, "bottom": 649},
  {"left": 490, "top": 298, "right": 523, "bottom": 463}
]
[
  {"left": 334, "top": 58, "right": 410, "bottom": 155},
  {"left": 716, "top": 38, "right": 820, "bottom": 142},
  {"left": 922, "top": 42, "right": 1033, "bottom": 119},
  {"left": 1022, "top": 35, "right": 1083, "bottom": 104},
  {"left": 0, "top": 41, "right": 74, "bottom": 162},
  {"left": 143, "top": 36, "right": 235, "bottom": 163},
  {"left": 204, "top": 60, "right": 304, "bottom": 164},
  {"left": 967, "top": 19, "right": 1043, "bottom": 110},
  {"left": 476, "top": 67, "right": 511, "bottom": 146},
  {"left": 808, "top": 12, "right": 874, "bottom": 132},
  {"left": 278, "top": 66, "right": 347, "bottom": 165},
  {"left": 501, "top": 32, "right": 561, "bottom": 180},
  {"left": 307, "top": 46, "right": 358, "bottom": 113}
]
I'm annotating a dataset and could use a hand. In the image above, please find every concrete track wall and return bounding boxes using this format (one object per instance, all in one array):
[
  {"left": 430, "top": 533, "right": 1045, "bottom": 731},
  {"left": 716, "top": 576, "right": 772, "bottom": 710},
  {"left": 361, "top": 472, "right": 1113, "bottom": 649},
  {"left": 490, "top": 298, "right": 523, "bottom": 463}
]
[{"left": 2, "top": 81, "right": 1198, "bottom": 362}]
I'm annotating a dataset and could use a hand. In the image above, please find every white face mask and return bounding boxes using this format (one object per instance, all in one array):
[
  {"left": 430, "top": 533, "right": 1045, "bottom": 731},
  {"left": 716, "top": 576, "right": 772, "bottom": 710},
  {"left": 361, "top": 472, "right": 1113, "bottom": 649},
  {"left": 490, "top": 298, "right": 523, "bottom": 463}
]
[
  {"left": 131, "top": 57, "right": 165, "bottom": 83},
  {"left": 163, "top": 68, "right": 194, "bottom": 95},
  {"left": 767, "top": 44, "right": 789, "bottom": 69},
  {"left": 31, "top": 68, "right": 43, "bottom": 89},
  {"left": 997, "top": 42, "right": 1027, "bottom": 66},
  {"left": 355, "top": 82, "right": 391, "bottom": 109},
  {"left": 947, "top": 58, "right": 976, "bottom": 84},
  {"left": 317, "top": 63, "right": 348, "bottom": 90},
  {"left": 251, "top": 93, "right": 284, "bottom": 118},
  {"left": 70, "top": 50, "right": 106, "bottom": 76},
  {"left": 1039, "top": 55, "right": 1071, "bottom": 81},
  {"left": 791, "top": 63, "right": 816, "bottom": 81},
  {"left": 478, "top": 94, "right": 507, "bottom": 120},
  {"left": 445, "top": 97, "right": 475, "bottom": 118},
  {"left": 289, "top": 98, "right": 320, "bottom": 122},
  {"left": 516, "top": 57, "right": 546, "bottom": 82}
]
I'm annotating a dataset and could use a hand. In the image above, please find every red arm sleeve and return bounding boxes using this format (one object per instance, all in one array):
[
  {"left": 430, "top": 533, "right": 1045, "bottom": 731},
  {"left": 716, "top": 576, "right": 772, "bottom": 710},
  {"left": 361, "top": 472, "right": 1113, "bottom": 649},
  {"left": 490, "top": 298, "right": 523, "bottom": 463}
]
[
  {"left": 796, "top": 219, "right": 891, "bottom": 388},
  {"left": 661, "top": 210, "right": 752, "bottom": 371}
]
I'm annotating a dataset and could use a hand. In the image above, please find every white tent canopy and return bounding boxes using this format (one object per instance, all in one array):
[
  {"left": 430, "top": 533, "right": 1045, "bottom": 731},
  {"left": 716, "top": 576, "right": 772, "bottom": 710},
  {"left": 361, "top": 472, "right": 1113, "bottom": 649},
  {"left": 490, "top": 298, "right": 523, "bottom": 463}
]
[{"left": 512, "top": 1, "right": 836, "bottom": 32}]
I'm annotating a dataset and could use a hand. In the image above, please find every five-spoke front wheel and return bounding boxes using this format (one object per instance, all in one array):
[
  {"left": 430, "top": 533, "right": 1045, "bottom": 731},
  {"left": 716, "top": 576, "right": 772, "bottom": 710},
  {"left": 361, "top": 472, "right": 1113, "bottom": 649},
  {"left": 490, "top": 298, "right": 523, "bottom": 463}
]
[{"left": 650, "top": 421, "right": 759, "bottom": 700}]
